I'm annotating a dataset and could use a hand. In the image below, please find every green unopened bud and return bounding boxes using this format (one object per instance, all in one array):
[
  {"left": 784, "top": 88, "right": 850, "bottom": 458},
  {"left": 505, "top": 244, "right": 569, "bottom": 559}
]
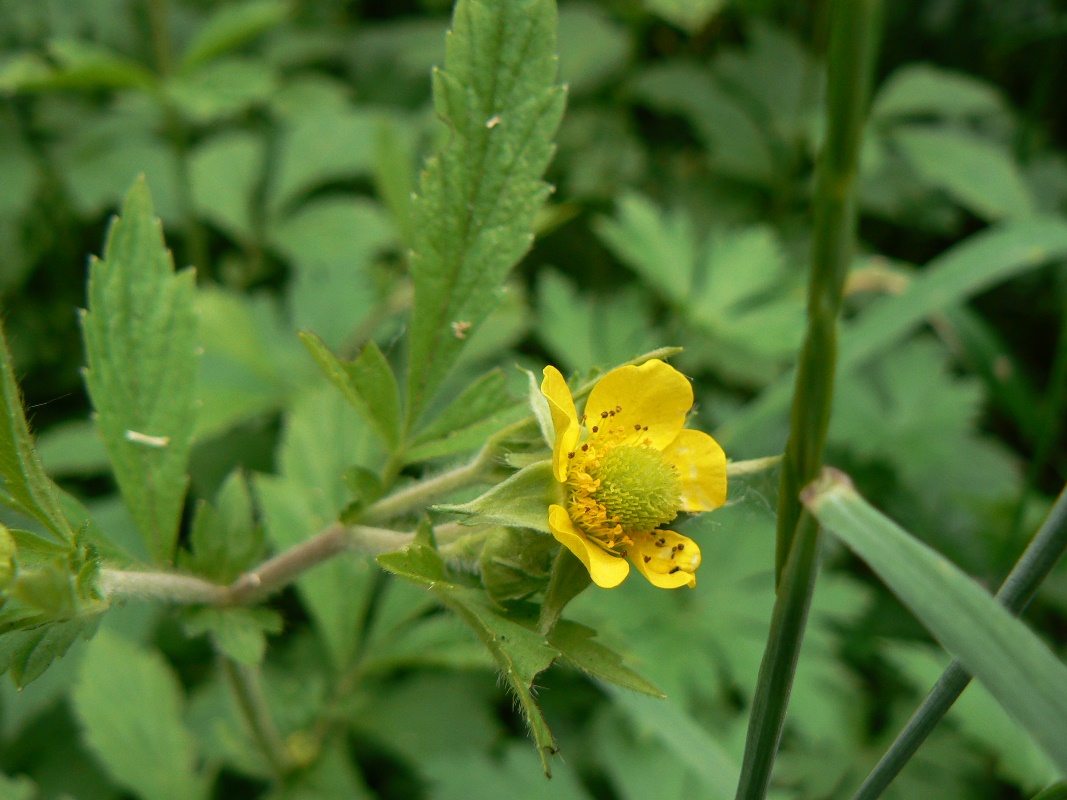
[{"left": 588, "top": 445, "right": 680, "bottom": 532}]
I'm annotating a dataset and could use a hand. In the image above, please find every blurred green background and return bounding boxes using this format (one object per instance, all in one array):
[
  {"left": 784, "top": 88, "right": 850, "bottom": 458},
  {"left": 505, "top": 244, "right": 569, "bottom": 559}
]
[{"left": 0, "top": 0, "right": 1065, "bottom": 798}]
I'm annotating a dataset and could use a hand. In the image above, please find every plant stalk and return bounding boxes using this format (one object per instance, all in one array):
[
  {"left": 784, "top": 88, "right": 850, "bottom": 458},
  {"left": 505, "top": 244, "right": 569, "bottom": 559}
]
[
  {"left": 734, "top": 0, "right": 881, "bottom": 797},
  {"left": 222, "top": 658, "right": 291, "bottom": 779}
]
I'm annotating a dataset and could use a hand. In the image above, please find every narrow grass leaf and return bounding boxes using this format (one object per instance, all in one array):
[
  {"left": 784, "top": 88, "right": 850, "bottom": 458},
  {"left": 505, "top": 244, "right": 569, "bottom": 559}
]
[
  {"left": 81, "top": 176, "right": 199, "bottom": 564},
  {"left": 803, "top": 470, "right": 1067, "bottom": 773},
  {"left": 0, "top": 323, "right": 74, "bottom": 543},
  {"left": 406, "top": 0, "right": 566, "bottom": 424}
]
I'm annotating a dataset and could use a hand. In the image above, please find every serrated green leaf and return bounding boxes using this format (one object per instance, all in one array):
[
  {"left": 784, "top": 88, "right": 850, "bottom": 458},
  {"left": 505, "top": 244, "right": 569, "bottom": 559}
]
[
  {"left": 181, "top": 0, "right": 290, "bottom": 72},
  {"left": 804, "top": 472, "right": 1067, "bottom": 773},
  {"left": 549, "top": 620, "right": 663, "bottom": 697},
  {"left": 406, "top": 0, "right": 566, "bottom": 423},
  {"left": 81, "top": 176, "right": 198, "bottom": 565},
  {"left": 183, "top": 607, "right": 282, "bottom": 666},
  {"left": 300, "top": 333, "right": 401, "bottom": 450},
  {"left": 0, "top": 615, "right": 101, "bottom": 687},
  {"left": 181, "top": 470, "right": 264, "bottom": 583},
  {"left": 436, "top": 460, "right": 559, "bottom": 533},
  {"left": 406, "top": 368, "right": 524, "bottom": 462},
  {"left": 0, "top": 322, "right": 74, "bottom": 543},
  {"left": 377, "top": 544, "right": 560, "bottom": 774},
  {"left": 594, "top": 192, "right": 696, "bottom": 305},
  {"left": 894, "top": 126, "right": 1035, "bottom": 221},
  {"left": 73, "top": 629, "right": 206, "bottom": 800}
]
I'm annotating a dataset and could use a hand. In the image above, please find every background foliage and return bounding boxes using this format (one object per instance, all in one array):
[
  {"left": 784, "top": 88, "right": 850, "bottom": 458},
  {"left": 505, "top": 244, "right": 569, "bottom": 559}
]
[{"left": 0, "top": 0, "right": 1065, "bottom": 798}]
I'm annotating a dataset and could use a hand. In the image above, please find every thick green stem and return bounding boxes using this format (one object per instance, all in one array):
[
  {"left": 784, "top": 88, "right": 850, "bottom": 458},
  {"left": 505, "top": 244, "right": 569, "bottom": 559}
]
[
  {"left": 222, "top": 658, "right": 291, "bottom": 779},
  {"left": 851, "top": 483, "right": 1067, "bottom": 800},
  {"left": 361, "top": 447, "right": 498, "bottom": 523},
  {"left": 734, "top": 1, "right": 881, "bottom": 797}
]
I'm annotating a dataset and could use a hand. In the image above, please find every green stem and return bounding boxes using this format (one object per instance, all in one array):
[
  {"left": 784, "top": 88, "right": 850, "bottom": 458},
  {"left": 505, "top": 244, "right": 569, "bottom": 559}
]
[
  {"left": 851, "top": 483, "right": 1067, "bottom": 800},
  {"left": 734, "top": 513, "right": 821, "bottom": 800},
  {"left": 97, "top": 568, "right": 228, "bottom": 604},
  {"left": 734, "top": 1, "right": 881, "bottom": 797},
  {"left": 222, "top": 658, "right": 291, "bottom": 779},
  {"left": 361, "top": 446, "right": 498, "bottom": 523}
]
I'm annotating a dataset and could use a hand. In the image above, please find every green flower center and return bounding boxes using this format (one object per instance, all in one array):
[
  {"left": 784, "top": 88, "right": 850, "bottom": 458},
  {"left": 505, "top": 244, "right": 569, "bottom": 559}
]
[{"left": 588, "top": 445, "right": 681, "bottom": 532}]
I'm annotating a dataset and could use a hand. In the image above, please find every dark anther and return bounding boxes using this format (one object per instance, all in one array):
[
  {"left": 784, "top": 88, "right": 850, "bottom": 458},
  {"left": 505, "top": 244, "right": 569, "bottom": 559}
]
[
  {"left": 656, "top": 537, "right": 666, "bottom": 546},
  {"left": 669, "top": 567, "right": 680, "bottom": 574},
  {"left": 677, "top": 543, "right": 684, "bottom": 550},
  {"left": 581, "top": 444, "right": 589, "bottom": 451},
  {"left": 592, "top": 425, "right": 599, "bottom": 433},
  {"left": 600, "top": 411, "right": 609, "bottom": 419},
  {"left": 642, "top": 425, "right": 649, "bottom": 431},
  {"left": 568, "top": 452, "right": 575, "bottom": 458},
  {"left": 643, "top": 555, "right": 651, "bottom": 563},
  {"left": 634, "top": 424, "right": 642, "bottom": 431},
  {"left": 616, "top": 405, "right": 622, "bottom": 412}
]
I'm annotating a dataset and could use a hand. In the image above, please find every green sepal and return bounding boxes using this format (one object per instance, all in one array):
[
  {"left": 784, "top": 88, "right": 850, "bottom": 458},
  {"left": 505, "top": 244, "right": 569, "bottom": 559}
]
[
  {"left": 537, "top": 546, "right": 590, "bottom": 635},
  {"left": 435, "top": 460, "right": 560, "bottom": 533},
  {"left": 300, "top": 332, "right": 403, "bottom": 451},
  {"left": 182, "top": 606, "right": 283, "bottom": 666},
  {"left": 523, "top": 367, "right": 554, "bottom": 448},
  {"left": 479, "top": 528, "right": 556, "bottom": 605}
]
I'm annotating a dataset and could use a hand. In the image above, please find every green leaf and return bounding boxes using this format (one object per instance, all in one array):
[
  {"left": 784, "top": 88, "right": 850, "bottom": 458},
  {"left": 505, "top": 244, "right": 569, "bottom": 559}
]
[
  {"left": 181, "top": 0, "right": 290, "bottom": 72},
  {"left": 872, "top": 63, "right": 1006, "bottom": 120},
  {"left": 43, "top": 39, "right": 156, "bottom": 90},
  {"left": 718, "top": 217, "right": 1067, "bottom": 453},
  {"left": 893, "top": 126, "right": 1035, "bottom": 221},
  {"left": 189, "top": 131, "right": 265, "bottom": 243},
  {"left": 81, "top": 176, "right": 199, "bottom": 564},
  {"left": 183, "top": 607, "right": 283, "bottom": 666},
  {"left": 557, "top": 5, "right": 629, "bottom": 94},
  {"left": 0, "top": 321, "right": 74, "bottom": 543},
  {"left": 377, "top": 544, "right": 560, "bottom": 774},
  {"left": 180, "top": 470, "right": 264, "bottom": 583},
  {"left": 436, "top": 460, "right": 559, "bottom": 533},
  {"left": 73, "top": 630, "right": 206, "bottom": 800},
  {"left": 405, "top": 0, "right": 566, "bottom": 423},
  {"left": 255, "top": 387, "right": 381, "bottom": 670},
  {"left": 271, "top": 198, "right": 395, "bottom": 350},
  {"left": 594, "top": 191, "right": 696, "bottom": 305},
  {"left": 164, "top": 57, "right": 276, "bottom": 124},
  {"left": 267, "top": 740, "right": 374, "bottom": 800},
  {"left": 0, "top": 615, "right": 101, "bottom": 687},
  {"left": 406, "top": 368, "right": 523, "bottom": 462},
  {"left": 803, "top": 471, "right": 1067, "bottom": 773},
  {"left": 299, "top": 333, "right": 401, "bottom": 450},
  {"left": 548, "top": 620, "right": 663, "bottom": 697},
  {"left": 37, "top": 420, "right": 109, "bottom": 478},
  {"left": 643, "top": 0, "right": 726, "bottom": 34}
]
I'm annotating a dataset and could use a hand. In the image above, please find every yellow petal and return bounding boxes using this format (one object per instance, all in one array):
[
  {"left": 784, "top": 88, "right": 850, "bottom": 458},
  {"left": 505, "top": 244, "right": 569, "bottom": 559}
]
[
  {"left": 585, "top": 359, "right": 692, "bottom": 451},
  {"left": 541, "top": 366, "right": 580, "bottom": 483},
  {"left": 548, "top": 505, "right": 629, "bottom": 588},
  {"left": 629, "top": 529, "right": 700, "bottom": 589},
  {"left": 661, "top": 429, "right": 728, "bottom": 512}
]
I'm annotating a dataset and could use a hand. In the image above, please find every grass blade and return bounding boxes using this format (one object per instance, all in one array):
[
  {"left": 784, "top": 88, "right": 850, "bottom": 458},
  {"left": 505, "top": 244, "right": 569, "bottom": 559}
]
[{"left": 804, "top": 470, "right": 1067, "bottom": 774}]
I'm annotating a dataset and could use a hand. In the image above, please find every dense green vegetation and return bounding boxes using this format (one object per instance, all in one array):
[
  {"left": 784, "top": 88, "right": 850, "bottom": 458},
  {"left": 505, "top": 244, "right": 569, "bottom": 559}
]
[{"left": 0, "top": 1, "right": 1064, "bottom": 798}]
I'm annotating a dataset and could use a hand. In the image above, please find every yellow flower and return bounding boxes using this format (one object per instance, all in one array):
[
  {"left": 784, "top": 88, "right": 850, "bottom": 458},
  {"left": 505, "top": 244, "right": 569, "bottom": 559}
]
[{"left": 541, "top": 359, "right": 727, "bottom": 589}]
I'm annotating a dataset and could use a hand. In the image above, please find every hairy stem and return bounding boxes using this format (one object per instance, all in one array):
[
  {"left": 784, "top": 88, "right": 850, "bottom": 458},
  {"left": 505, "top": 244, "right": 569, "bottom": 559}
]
[{"left": 222, "top": 658, "right": 291, "bottom": 778}]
